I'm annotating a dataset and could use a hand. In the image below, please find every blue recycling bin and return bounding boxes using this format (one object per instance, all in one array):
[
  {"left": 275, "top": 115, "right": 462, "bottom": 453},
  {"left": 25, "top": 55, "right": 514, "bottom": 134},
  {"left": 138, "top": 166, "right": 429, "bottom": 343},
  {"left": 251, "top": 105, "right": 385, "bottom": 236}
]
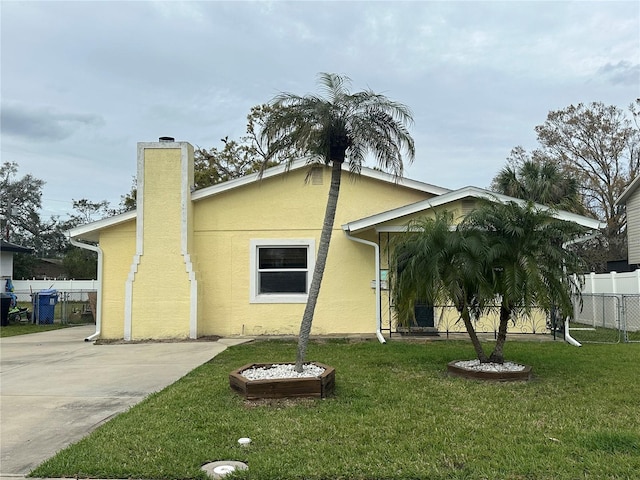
[{"left": 33, "top": 289, "right": 58, "bottom": 324}]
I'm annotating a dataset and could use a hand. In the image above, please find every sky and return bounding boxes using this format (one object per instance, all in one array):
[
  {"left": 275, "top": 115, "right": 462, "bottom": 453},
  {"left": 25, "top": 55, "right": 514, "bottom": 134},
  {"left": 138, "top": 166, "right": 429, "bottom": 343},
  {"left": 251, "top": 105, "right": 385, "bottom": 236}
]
[{"left": 1, "top": 0, "right": 639, "bottom": 219}]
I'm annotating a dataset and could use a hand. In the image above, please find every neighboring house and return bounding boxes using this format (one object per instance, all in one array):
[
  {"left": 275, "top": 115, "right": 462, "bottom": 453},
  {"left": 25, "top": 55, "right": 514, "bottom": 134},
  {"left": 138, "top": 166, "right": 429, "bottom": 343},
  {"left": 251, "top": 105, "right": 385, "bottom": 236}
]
[
  {"left": 1, "top": 239, "right": 33, "bottom": 280},
  {"left": 615, "top": 176, "right": 640, "bottom": 266},
  {"left": 69, "top": 139, "right": 603, "bottom": 341},
  {"left": 31, "top": 258, "right": 67, "bottom": 280}
]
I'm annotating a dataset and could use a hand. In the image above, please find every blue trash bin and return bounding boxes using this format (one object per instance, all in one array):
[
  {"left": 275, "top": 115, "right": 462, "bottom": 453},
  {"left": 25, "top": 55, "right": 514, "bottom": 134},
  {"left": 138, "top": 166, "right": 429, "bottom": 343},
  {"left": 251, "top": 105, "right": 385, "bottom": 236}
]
[{"left": 33, "top": 289, "right": 58, "bottom": 324}]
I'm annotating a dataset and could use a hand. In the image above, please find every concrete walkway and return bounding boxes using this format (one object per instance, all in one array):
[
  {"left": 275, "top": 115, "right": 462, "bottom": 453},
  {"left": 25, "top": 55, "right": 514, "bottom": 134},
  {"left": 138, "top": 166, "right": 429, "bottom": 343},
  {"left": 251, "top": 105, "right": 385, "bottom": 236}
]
[{"left": 0, "top": 325, "right": 249, "bottom": 478}]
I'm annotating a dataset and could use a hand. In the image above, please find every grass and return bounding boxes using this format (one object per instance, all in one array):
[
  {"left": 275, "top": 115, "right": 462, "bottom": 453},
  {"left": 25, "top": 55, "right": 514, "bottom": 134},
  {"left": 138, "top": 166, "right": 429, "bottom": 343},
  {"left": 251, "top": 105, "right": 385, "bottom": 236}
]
[
  {"left": 0, "top": 322, "right": 70, "bottom": 337},
  {"left": 568, "top": 321, "right": 623, "bottom": 344},
  {"left": 568, "top": 320, "right": 640, "bottom": 344},
  {"left": 1, "top": 299, "right": 93, "bottom": 337},
  {"left": 31, "top": 339, "right": 639, "bottom": 480}
]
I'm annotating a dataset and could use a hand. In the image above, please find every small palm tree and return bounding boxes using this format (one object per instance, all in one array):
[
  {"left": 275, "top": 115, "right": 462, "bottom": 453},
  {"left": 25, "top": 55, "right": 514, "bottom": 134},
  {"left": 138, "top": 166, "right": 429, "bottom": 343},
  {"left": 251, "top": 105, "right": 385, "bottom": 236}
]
[
  {"left": 261, "top": 73, "right": 415, "bottom": 372},
  {"left": 391, "top": 212, "right": 492, "bottom": 362},
  {"left": 460, "top": 200, "right": 587, "bottom": 363},
  {"left": 392, "top": 201, "right": 587, "bottom": 364}
]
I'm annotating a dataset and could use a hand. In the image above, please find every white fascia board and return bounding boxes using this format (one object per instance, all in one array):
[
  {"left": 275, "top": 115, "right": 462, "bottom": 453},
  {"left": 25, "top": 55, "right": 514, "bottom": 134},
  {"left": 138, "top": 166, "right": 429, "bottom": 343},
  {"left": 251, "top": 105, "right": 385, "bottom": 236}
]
[
  {"left": 67, "top": 211, "right": 137, "bottom": 242},
  {"left": 343, "top": 186, "right": 605, "bottom": 234},
  {"left": 615, "top": 175, "right": 640, "bottom": 206},
  {"left": 191, "top": 158, "right": 449, "bottom": 202},
  {"left": 342, "top": 186, "right": 485, "bottom": 234},
  {"left": 191, "top": 159, "right": 307, "bottom": 201},
  {"left": 355, "top": 167, "right": 451, "bottom": 195}
]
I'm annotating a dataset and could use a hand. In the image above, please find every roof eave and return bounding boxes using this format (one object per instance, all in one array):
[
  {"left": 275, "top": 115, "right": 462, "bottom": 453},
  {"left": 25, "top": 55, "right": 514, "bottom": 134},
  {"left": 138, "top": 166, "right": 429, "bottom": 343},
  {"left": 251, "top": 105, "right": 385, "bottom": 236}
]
[
  {"left": 67, "top": 210, "right": 137, "bottom": 242},
  {"left": 615, "top": 176, "right": 640, "bottom": 206},
  {"left": 342, "top": 186, "right": 605, "bottom": 234},
  {"left": 192, "top": 159, "right": 450, "bottom": 202}
]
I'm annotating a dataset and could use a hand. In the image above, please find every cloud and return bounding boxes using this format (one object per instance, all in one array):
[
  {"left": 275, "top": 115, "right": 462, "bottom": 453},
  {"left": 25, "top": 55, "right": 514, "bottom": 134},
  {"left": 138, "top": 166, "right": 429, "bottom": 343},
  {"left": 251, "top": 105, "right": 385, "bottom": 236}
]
[
  {"left": 596, "top": 61, "right": 640, "bottom": 86},
  {"left": 1, "top": 103, "right": 105, "bottom": 142}
]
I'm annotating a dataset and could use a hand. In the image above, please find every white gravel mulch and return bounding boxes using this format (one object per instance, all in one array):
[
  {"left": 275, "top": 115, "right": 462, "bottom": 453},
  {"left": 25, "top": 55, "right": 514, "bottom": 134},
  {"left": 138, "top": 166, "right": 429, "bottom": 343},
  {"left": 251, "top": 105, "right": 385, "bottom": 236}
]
[
  {"left": 241, "top": 363, "right": 325, "bottom": 380},
  {"left": 453, "top": 359, "right": 526, "bottom": 372}
]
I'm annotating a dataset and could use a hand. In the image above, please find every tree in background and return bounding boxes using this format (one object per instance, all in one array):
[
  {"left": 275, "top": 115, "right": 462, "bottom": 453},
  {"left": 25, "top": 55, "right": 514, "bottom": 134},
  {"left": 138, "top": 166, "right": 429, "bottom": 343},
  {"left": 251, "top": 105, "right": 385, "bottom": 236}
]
[
  {"left": 194, "top": 104, "right": 289, "bottom": 188},
  {"left": 1, "top": 161, "right": 46, "bottom": 246},
  {"left": 260, "top": 73, "right": 415, "bottom": 371},
  {"left": 492, "top": 101, "right": 640, "bottom": 271},
  {"left": 1, "top": 162, "right": 54, "bottom": 275},
  {"left": 119, "top": 104, "right": 288, "bottom": 209},
  {"left": 119, "top": 176, "right": 137, "bottom": 213},
  {"left": 491, "top": 147, "right": 587, "bottom": 215},
  {"left": 536, "top": 102, "right": 639, "bottom": 239},
  {"left": 62, "top": 248, "right": 97, "bottom": 280},
  {"left": 1, "top": 162, "right": 113, "bottom": 278}
]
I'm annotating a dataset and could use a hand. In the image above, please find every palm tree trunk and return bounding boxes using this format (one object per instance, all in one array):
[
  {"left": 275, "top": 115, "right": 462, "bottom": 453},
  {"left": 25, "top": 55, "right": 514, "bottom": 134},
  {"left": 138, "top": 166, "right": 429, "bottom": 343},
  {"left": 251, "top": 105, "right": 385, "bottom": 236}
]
[
  {"left": 459, "top": 304, "right": 489, "bottom": 363},
  {"left": 488, "top": 304, "right": 510, "bottom": 364},
  {"left": 295, "top": 161, "right": 342, "bottom": 372}
]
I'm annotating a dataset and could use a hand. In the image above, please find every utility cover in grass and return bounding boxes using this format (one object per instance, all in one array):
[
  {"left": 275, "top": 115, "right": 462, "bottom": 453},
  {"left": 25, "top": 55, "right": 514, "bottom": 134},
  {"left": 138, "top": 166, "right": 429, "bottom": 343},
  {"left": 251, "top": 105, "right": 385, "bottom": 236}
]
[{"left": 201, "top": 461, "right": 248, "bottom": 479}]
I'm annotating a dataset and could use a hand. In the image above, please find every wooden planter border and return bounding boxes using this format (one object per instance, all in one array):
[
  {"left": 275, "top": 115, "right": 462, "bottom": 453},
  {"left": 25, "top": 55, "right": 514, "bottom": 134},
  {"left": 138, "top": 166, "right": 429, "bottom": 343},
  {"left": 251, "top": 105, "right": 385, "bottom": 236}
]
[
  {"left": 229, "top": 362, "right": 335, "bottom": 399},
  {"left": 447, "top": 360, "right": 532, "bottom": 382}
]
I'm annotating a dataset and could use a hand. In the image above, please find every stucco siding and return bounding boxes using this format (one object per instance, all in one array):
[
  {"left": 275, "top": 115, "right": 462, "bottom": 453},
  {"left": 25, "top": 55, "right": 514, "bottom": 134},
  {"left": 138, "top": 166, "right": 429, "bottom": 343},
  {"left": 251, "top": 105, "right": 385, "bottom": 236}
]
[
  {"left": 193, "top": 166, "right": 431, "bottom": 336},
  {"left": 373, "top": 199, "right": 473, "bottom": 232},
  {"left": 627, "top": 190, "right": 640, "bottom": 264},
  {"left": 99, "top": 222, "right": 136, "bottom": 339},
  {"left": 128, "top": 145, "right": 196, "bottom": 340}
]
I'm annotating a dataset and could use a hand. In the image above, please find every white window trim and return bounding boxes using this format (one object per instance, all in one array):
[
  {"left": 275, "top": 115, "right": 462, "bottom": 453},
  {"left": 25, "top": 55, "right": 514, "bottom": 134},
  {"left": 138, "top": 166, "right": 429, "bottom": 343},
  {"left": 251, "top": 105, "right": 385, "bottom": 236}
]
[{"left": 250, "top": 238, "right": 316, "bottom": 304}]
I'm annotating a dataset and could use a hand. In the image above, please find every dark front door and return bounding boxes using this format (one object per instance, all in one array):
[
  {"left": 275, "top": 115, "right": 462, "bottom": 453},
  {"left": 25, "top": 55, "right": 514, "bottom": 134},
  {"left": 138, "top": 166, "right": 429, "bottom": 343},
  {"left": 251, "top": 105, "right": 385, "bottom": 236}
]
[{"left": 414, "top": 302, "right": 435, "bottom": 328}]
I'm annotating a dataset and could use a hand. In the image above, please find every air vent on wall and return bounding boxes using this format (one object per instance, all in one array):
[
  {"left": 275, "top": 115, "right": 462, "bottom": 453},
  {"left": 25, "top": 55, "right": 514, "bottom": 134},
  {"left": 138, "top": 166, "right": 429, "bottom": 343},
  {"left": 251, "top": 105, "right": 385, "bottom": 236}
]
[
  {"left": 310, "top": 167, "right": 323, "bottom": 185},
  {"left": 461, "top": 199, "right": 475, "bottom": 216}
]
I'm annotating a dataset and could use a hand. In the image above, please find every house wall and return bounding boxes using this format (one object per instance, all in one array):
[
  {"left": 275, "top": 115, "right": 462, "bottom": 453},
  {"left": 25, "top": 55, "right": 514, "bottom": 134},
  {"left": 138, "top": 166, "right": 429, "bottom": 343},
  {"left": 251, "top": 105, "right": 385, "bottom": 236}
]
[
  {"left": 627, "top": 189, "right": 640, "bottom": 264},
  {"left": 127, "top": 143, "right": 196, "bottom": 340},
  {"left": 378, "top": 204, "right": 551, "bottom": 335},
  {"left": 100, "top": 222, "right": 136, "bottom": 339},
  {"left": 1, "top": 252, "right": 13, "bottom": 279},
  {"left": 374, "top": 199, "right": 471, "bottom": 231},
  {"left": 193, "top": 166, "right": 429, "bottom": 337}
]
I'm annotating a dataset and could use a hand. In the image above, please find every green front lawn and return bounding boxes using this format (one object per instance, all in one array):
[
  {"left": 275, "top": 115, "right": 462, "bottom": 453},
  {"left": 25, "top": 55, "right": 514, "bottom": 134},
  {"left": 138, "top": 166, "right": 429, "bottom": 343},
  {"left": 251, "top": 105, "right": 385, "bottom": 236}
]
[{"left": 31, "top": 340, "right": 639, "bottom": 480}]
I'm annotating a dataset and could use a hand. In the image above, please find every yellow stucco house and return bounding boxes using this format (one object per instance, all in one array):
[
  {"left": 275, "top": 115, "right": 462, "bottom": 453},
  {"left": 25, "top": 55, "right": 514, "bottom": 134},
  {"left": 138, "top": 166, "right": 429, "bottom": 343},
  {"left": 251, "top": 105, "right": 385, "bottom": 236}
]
[{"left": 69, "top": 139, "right": 603, "bottom": 341}]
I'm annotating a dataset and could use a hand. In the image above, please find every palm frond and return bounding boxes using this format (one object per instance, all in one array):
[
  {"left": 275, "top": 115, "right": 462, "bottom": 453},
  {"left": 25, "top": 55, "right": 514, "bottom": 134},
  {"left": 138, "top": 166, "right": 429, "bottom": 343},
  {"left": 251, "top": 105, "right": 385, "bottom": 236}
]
[{"left": 258, "top": 72, "right": 415, "bottom": 174}]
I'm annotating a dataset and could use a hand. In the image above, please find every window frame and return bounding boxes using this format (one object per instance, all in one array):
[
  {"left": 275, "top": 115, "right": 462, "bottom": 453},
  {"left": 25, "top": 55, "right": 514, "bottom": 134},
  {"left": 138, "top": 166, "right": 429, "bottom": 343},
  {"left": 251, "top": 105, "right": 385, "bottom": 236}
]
[{"left": 249, "top": 238, "right": 316, "bottom": 303}]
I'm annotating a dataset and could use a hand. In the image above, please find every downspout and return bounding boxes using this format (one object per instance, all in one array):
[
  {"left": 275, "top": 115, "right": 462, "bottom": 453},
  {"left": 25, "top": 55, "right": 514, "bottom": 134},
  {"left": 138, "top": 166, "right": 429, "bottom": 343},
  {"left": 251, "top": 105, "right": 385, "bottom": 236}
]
[
  {"left": 343, "top": 230, "right": 386, "bottom": 344},
  {"left": 564, "top": 318, "right": 581, "bottom": 347},
  {"left": 561, "top": 235, "right": 599, "bottom": 348},
  {"left": 69, "top": 236, "right": 103, "bottom": 342}
]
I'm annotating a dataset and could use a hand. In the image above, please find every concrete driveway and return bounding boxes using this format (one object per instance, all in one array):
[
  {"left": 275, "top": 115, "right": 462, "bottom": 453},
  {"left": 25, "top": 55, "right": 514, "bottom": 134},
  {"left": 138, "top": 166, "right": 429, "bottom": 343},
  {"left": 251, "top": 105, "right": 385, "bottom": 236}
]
[{"left": 0, "top": 325, "right": 249, "bottom": 477}]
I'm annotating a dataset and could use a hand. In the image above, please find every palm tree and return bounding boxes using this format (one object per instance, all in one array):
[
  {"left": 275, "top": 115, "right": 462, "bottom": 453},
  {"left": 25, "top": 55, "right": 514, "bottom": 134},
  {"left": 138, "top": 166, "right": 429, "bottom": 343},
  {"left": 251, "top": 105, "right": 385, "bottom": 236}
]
[
  {"left": 491, "top": 157, "right": 587, "bottom": 215},
  {"left": 391, "top": 202, "right": 587, "bottom": 364},
  {"left": 261, "top": 73, "right": 415, "bottom": 372},
  {"left": 391, "top": 212, "right": 492, "bottom": 362},
  {"left": 460, "top": 200, "right": 587, "bottom": 363}
]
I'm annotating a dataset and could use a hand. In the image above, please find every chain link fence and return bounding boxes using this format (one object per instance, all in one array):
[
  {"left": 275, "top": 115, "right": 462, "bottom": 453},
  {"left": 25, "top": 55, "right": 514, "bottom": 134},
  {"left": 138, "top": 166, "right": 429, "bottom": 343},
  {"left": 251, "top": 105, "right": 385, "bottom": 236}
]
[
  {"left": 571, "top": 294, "right": 640, "bottom": 344},
  {"left": 622, "top": 295, "right": 640, "bottom": 342},
  {"left": 11, "top": 289, "right": 96, "bottom": 325}
]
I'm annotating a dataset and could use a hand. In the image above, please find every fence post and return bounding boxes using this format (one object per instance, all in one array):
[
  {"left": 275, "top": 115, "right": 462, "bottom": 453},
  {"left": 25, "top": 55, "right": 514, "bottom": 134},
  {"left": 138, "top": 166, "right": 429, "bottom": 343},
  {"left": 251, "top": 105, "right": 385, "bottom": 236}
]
[{"left": 590, "top": 273, "right": 597, "bottom": 327}]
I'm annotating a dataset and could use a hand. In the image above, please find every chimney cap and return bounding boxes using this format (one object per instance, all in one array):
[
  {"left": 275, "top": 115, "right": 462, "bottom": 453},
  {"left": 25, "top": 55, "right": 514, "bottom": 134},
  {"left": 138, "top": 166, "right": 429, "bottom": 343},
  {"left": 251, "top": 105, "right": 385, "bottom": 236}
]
[{"left": 159, "top": 136, "right": 175, "bottom": 142}]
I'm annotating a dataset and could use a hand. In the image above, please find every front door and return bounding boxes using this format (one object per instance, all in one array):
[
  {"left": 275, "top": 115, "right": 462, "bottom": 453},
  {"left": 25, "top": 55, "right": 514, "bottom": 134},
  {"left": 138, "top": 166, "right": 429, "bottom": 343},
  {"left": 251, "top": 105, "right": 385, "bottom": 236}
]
[{"left": 414, "top": 302, "right": 435, "bottom": 328}]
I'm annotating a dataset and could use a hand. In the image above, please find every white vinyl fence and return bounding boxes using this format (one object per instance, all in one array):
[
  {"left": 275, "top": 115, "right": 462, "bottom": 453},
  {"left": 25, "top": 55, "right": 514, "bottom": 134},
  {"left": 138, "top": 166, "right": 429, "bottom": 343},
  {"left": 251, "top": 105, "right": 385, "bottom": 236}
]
[
  {"left": 582, "top": 270, "right": 640, "bottom": 295},
  {"left": 571, "top": 270, "right": 640, "bottom": 343},
  {"left": 9, "top": 279, "right": 98, "bottom": 301}
]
